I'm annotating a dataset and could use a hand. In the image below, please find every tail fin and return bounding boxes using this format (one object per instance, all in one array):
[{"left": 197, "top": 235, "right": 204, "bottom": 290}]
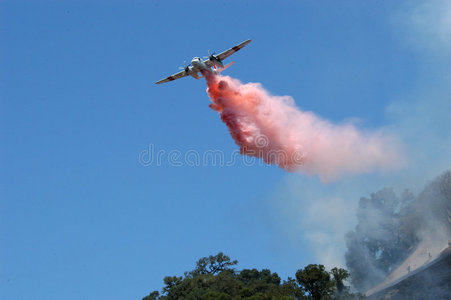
[
  {"left": 213, "top": 61, "right": 235, "bottom": 74},
  {"left": 220, "top": 61, "right": 235, "bottom": 73}
]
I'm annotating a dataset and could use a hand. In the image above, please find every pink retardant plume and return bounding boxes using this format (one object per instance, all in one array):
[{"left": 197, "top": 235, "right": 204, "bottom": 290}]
[{"left": 204, "top": 72, "right": 404, "bottom": 182}]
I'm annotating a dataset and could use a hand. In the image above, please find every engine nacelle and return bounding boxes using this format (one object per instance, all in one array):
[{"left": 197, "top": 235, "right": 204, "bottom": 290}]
[{"left": 210, "top": 55, "right": 224, "bottom": 68}]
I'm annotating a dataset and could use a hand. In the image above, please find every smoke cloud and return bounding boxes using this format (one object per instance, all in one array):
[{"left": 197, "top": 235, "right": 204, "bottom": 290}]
[
  {"left": 204, "top": 72, "right": 404, "bottom": 182},
  {"left": 260, "top": 0, "right": 451, "bottom": 291}
]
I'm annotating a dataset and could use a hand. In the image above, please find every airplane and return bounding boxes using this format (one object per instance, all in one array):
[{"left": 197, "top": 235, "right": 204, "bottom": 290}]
[{"left": 155, "top": 39, "right": 252, "bottom": 84}]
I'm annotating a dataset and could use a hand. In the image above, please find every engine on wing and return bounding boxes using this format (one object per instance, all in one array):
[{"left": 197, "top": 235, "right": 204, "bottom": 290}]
[{"left": 210, "top": 55, "right": 224, "bottom": 68}]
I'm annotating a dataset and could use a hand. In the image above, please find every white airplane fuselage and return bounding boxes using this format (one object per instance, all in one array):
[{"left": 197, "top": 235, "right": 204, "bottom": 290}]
[{"left": 189, "top": 57, "right": 218, "bottom": 79}]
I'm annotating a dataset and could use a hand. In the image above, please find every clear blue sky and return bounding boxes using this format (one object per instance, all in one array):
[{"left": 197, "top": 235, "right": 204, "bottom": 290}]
[{"left": 1, "top": 1, "right": 443, "bottom": 299}]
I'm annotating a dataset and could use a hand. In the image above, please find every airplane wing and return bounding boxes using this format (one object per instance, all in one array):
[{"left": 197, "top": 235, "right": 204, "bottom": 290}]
[
  {"left": 216, "top": 39, "right": 252, "bottom": 62},
  {"left": 155, "top": 69, "right": 189, "bottom": 84}
]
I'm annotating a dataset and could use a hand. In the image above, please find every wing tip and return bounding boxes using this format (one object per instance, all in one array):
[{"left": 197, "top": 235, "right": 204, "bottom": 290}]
[{"left": 155, "top": 75, "right": 177, "bottom": 85}]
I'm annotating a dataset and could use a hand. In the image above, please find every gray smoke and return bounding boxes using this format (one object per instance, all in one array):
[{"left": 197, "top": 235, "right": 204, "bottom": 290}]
[
  {"left": 345, "top": 171, "right": 451, "bottom": 292},
  {"left": 265, "top": 0, "right": 451, "bottom": 293}
]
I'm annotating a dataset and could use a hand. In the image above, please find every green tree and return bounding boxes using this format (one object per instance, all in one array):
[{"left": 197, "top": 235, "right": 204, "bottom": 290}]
[
  {"left": 143, "top": 253, "right": 361, "bottom": 300},
  {"left": 330, "top": 268, "right": 364, "bottom": 300},
  {"left": 189, "top": 252, "right": 238, "bottom": 277},
  {"left": 296, "top": 264, "right": 335, "bottom": 300},
  {"left": 142, "top": 291, "right": 159, "bottom": 300},
  {"left": 330, "top": 268, "right": 349, "bottom": 294}
]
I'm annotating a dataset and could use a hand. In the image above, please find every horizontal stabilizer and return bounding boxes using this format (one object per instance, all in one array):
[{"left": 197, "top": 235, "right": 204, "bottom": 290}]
[
  {"left": 222, "top": 61, "right": 235, "bottom": 71},
  {"left": 215, "top": 61, "right": 235, "bottom": 75}
]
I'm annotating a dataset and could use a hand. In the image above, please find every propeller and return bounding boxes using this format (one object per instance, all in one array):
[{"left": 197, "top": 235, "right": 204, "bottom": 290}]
[
  {"left": 204, "top": 50, "right": 217, "bottom": 60},
  {"left": 178, "top": 61, "right": 190, "bottom": 73}
]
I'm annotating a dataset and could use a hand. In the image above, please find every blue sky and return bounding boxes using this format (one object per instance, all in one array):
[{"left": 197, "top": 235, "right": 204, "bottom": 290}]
[{"left": 2, "top": 1, "right": 451, "bottom": 299}]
